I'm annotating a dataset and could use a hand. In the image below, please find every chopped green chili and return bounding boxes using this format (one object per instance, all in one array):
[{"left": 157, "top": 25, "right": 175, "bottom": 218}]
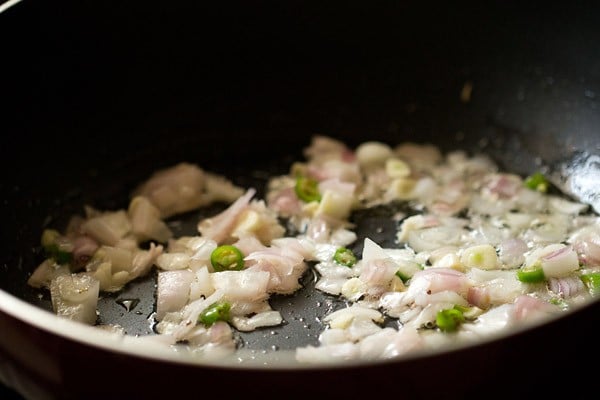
[
  {"left": 436, "top": 306, "right": 465, "bottom": 332},
  {"left": 395, "top": 262, "right": 424, "bottom": 282},
  {"left": 550, "top": 297, "right": 569, "bottom": 310},
  {"left": 41, "top": 229, "right": 73, "bottom": 264},
  {"left": 198, "top": 301, "right": 231, "bottom": 326},
  {"left": 452, "top": 304, "right": 483, "bottom": 320},
  {"left": 524, "top": 172, "right": 549, "bottom": 193},
  {"left": 333, "top": 247, "right": 357, "bottom": 267},
  {"left": 294, "top": 176, "right": 321, "bottom": 203},
  {"left": 210, "top": 245, "right": 245, "bottom": 272},
  {"left": 581, "top": 272, "right": 600, "bottom": 296},
  {"left": 516, "top": 264, "right": 545, "bottom": 283}
]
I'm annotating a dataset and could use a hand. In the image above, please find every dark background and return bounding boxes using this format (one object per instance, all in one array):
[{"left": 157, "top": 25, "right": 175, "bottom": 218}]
[{"left": 4, "top": 0, "right": 600, "bottom": 159}]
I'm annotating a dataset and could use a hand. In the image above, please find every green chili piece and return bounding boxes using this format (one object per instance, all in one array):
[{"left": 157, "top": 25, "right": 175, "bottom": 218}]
[
  {"left": 333, "top": 247, "right": 357, "bottom": 267},
  {"left": 452, "top": 304, "right": 483, "bottom": 320},
  {"left": 550, "top": 297, "right": 569, "bottom": 310},
  {"left": 198, "top": 301, "right": 231, "bottom": 326},
  {"left": 41, "top": 229, "right": 73, "bottom": 264},
  {"left": 52, "top": 248, "right": 73, "bottom": 265},
  {"left": 581, "top": 272, "right": 600, "bottom": 296},
  {"left": 524, "top": 172, "right": 549, "bottom": 192},
  {"left": 210, "top": 245, "right": 244, "bottom": 272},
  {"left": 295, "top": 176, "right": 321, "bottom": 203},
  {"left": 516, "top": 264, "right": 545, "bottom": 283},
  {"left": 395, "top": 262, "right": 424, "bottom": 283},
  {"left": 436, "top": 306, "right": 465, "bottom": 332}
]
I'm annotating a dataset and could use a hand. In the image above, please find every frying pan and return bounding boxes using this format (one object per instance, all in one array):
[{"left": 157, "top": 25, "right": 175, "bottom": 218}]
[{"left": 2, "top": 1, "right": 600, "bottom": 399}]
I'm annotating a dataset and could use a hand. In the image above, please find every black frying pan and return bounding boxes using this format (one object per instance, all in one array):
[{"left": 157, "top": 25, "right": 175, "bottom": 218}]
[{"left": 2, "top": 1, "right": 600, "bottom": 399}]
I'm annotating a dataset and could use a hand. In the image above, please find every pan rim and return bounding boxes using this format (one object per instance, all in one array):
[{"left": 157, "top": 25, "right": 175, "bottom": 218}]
[{"left": 2, "top": 286, "right": 595, "bottom": 371}]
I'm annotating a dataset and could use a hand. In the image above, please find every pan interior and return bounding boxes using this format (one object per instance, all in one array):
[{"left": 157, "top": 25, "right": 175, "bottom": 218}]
[
  {"left": 1, "top": 0, "right": 600, "bottom": 368},
  {"left": 4, "top": 129, "right": 599, "bottom": 359}
]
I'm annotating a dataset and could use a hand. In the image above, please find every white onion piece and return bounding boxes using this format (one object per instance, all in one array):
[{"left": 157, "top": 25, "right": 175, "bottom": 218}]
[
  {"left": 568, "top": 225, "right": 600, "bottom": 265},
  {"left": 228, "top": 300, "right": 271, "bottom": 317},
  {"left": 316, "top": 181, "right": 356, "bottom": 220},
  {"left": 384, "top": 247, "right": 417, "bottom": 262},
  {"left": 461, "top": 304, "right": 513, "bottom": 336},
  {"left": 469, "top": 194, "right": 515, "bottom": 217},
  {"left": 414, "top": 289, "right": 468, "bottom": 308},
  {"left": 548, "top": 276, "right": 585, "bottom": 298},
  {"left": 525, "top": 243, "right": 565, "bottom": 267},
  {"left": 498, "top": 238, "right": 528, "bottom": 268},
  {"left": 467, "top": 267, "right": 520, "bottom": 283},
  {"left": 512, "top": 294, "right": 560, "bottom": 323},
  {"left": 81, "top": 210, "right": 131, "bottom": 246},
  {"left": 324, "top": 304, "right": 383, "bottom": 325},
  {"left": 404, "top": 302, "right": 454, "bottom": 329},
  {"left": 189, "top": 238, "right": 218, "bottom": 264},
  {"left": 340, "top": 277, "right": 367, "bottom": 301},
  {"left": 503, "top": 212, "right": 534, "bottom": 232},
  {"left": 318, "top": 159, "right": 362, "bottom": 184},
  {"left": 231, "top": 311, "right": 283, "bottom": 332},
  {"left": 432, "top": 253, "right": 461, "bottom": 271},
  {"left": 314, "top": 262, "right": 355, "bottom": 279},
  {"left": 346, "top": 317, "right": 384, "bottom": 342},
  {"left": 469, "top": 224, "right": 507, "bottom": 246},
  {"left": 483, "top": 173, "right": 522, "bottom": 199},
  {"left": 132, "top": 162, "right": 214, "bottom": 218},
  {"left": 315, "top": 276, "right": 347, "bottom": 296},
  {"left": 27, "top": 259, "right": 70, "bottom": 289},
  {"left": 548, "top": 196, "right": 589, "bottom": 215},
  {"left": 210, "top": 269, "right": 270, "bottom": 301},
  {"left": 362, "top": 237, "right": 390, "bottom": 263},
  {"left": 397, "top": 214, "right": 440, "bottom": 242},
  {"left": 50, "top": 273, "right": 100, "bottom": 325},
  {"left": 466, "top": 269, "right": 525, "bottom": 305},
  {"left": 577, "top": 240, "right": 600, "bottom": 265},
  {"left": 245, "top": 248, "right": 307, "bottom": 294},
  {"left": 540, "top": 245, "right": 579, "bottom": 278},
  {"left": 407, "top": 226, "right": 468, "bottom": 252},
  {"left": 188, "top": 267, "right": 214, "bottom": 301},
  {"left": 379, "top": 291, "right": 411, "bottom": 317},
  {"left": 232, "top": 200, "right": 286, "bottom": 245},
  {"left": 184, "top": 321, "right": 233, "bottom": 349},
  {"left": 359, "top": 258, "right": 398, "bottom": 287},
  {"left": 467, "top": 286, "right": 491, "bottom": 309},
  {"left": 203, "top": 172, "right": 245, "bottom": 204},
  {"left": 525, "top": 214, "right": 570, "bottom": 244},
  {"left": 329, "top": 228, "right": 357, "bottom": 247},
  {"left": 271, "top": 237, "right": 318, "bottom": 260},
  {"left": 303, "top": 134, "right": 349, "bottom": 161},
  {"left": 156, "top": 252, "right": 190, "bottom": 271},
  {"left": 130, "top": 243, "right": 163, "bottom": 280},
  {"left": 355, "top": 141, "right": 393, "bottom": 168},
  {"left": 197, "top": 188, "right": 256, "bottom": 244},
  {"left": 408, "top": 267, "right": 471, "bottom": 297},
  {"left": 395, "top": 142, "right": 442, "bottom": 172},
  {"left": 515, "top": 188, "right": 547, "bottom": 212},
  {"left": 360, "top": 327, "right": 424, "bottom": 360},
  {"left": 128, "top": 196, "right": 173, "bottom": 243},
  {"left": 156, "top": 269, "right": 194, "bottom": 321},
  {"left": 318, "top": 328, "right": 349, "bottom": 345},
  {"left": 95, "top": 245, "right": 134, "bottom": 273},
  {"left": 295, "top": 343, "right": 360, "bottom": 363},
  {"left": 313, "top": 243, "right": 338, "bottom": 263}
]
